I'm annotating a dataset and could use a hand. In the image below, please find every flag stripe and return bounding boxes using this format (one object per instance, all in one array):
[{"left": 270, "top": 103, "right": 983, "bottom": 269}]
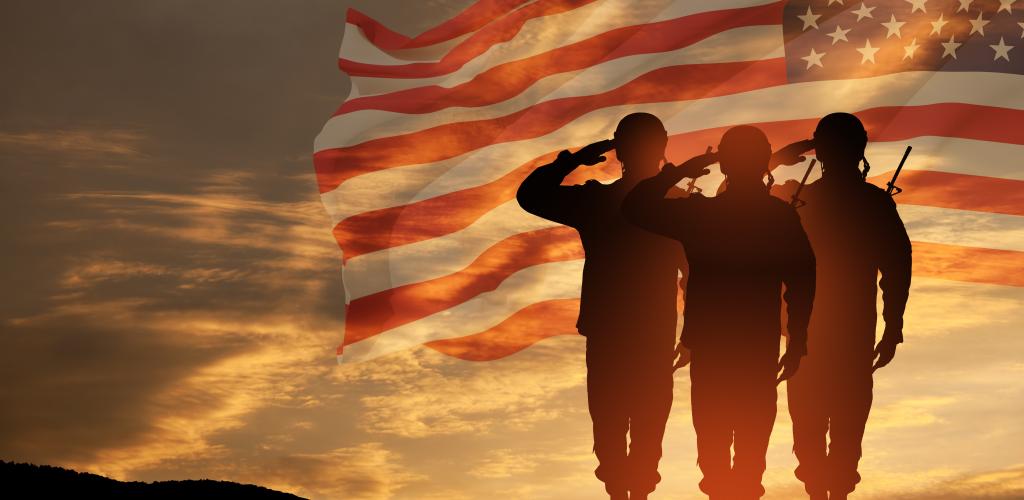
[
  {"left": 424, "top": 238, "right": 1024, "bottom": 361},
  {"left": 339, "top": 168, "right": 1024, "bottom": 302},
  {"left": 340, "top": 0, "right": 602, "bottom": 77},
  {"left": 345, "top": 226, "right": 581, "bottom": 345},
  {"left": 345, "top": 1, "right": 533, "bottom": 51},
  {"left": 331, "top": 25, "right": 782, "bottom": 145},
  {"left": 315, "top": 71, "right": 1024, "bottom": 196},
  {"left": 912, "top": 243, "right": 1024, "bottom": 289},
  {"left": 316, "top": 58, "right": 788, "bottom": 193},
  {"left": 341, "top": 0, "right": 780, "bottom": 78},
  {"left": 339, "top": 259, "right": 585, "bottom": 361},
  {"left": 342, "top": 0, "right": 762, "bottom": 97},
  {"left": 330, "top": 106, "right": 1024, "bottom": 261},
  {"left": 321, "top": 129, "right": 1024, "bottom": 232},
  {"left": 336, "top": 7, "right": 784, "bottom": 116},
  {"left": 885, "top": 171, "right": 1024, "bottom": 218},
  {"left": 340, "top": 241, "right": 1024, "bottom": 361},
  {"left": 424, "top": 298, "right": 582, "bottom": 361},
  {"left": 343, "top": 205, "right": 1024, "bottom": 344}
]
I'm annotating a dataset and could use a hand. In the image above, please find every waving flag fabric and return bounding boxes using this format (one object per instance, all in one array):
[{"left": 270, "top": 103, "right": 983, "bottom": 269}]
[{"left": 314, "top": 0, "right": 1024, "bottom": 363}]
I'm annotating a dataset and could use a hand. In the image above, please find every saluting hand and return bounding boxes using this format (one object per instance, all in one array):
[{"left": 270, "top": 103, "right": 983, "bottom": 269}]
[
  {"left": 772, "top": 139, "right": 815, "bottom": 167},
  {"left": 666, "top": 146, "right": 718, "bottom": 178},
  {"left": 572, "top": 139, "right": 615, "bottom": 166}
]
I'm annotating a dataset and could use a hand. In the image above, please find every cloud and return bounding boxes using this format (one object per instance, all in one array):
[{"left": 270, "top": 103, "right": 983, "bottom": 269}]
[
  {"left": 235, "top": 443, "right": 424, "bottom": 500},
  {"left": 333, "top": 338, "right": 587, "bottom": 438},
  {"left": 875, "top": 464, "right": 1024, "bottom": 500},
  {"left": 0, "top": 129, "right": 146, "bottom": 157},
  {"left": 0, "top": 167, "right": 348, "bottom": 481}
]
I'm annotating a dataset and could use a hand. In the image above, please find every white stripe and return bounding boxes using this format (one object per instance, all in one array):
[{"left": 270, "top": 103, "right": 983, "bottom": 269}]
[
  {"left": 342, "top": 199, "right": 559, "bottom": 301},
  {"left": 899, "top": 205, "right": 1024, "bottom": 254},
  {"left": 319, "top": 70, "right": 1024, "bottom": 225},
  {"left": 340, "top": 260, "right": 584, "bottom": 362},
  {"left": 321, "top": 25, "right": 782, "bottom": 151},
  {"left": 340, "top": 22, "right": 473, "bottom": 65},
  {"left": 341, "top": 0, "right": 779, "bottom": 96},
  {"left": 342, "top": 193, "right": 1024, "bottom": 301}
]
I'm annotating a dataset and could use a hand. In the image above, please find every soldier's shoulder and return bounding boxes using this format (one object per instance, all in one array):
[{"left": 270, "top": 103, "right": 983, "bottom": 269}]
[
  {"left": 765, "top": 192, "right": 796, "bottom": 211},
  {"left": 860, "top": 182, "right": 897, "bottom": 206},
  {"left": 763, "top": 194, "right": 803, "bottom": 222}
]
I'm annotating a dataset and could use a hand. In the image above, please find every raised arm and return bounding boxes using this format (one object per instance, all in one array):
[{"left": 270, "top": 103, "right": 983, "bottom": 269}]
[
  {"left": 874, "top": 195, "right": 912, "bottom": 370},
  {"left": 516, "top": 140, "right": 613, "bottom": 227},
  {"left": 622, "top": 151, "right": 717, "bottom": 238},
  {"left": 770, "top": 139, "right": 815, "bottom": 170}
]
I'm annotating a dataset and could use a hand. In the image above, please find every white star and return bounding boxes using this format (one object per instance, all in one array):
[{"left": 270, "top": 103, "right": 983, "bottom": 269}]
[
  {"left": 857, "top": 39, "right": 880, "bottom": 64},
  {"left": 941, "top": 35, "right": 962, "bottom": 59},
  {"left": 903, "top": 38, "right": 920, "bottom": 59},
  {"left": 828, "top": 0, "right": 845, "bottom": 4},
  {"left": 930, "top": 13, "right": 949, "bottom": 36},
  {"left": 882, "top": 14, "right": 906, "bottom": 39},
  {"left": 802, "top": 48, "right": 826, "bottom": 69},
  {"left": 998, "top": 0, "right": 1014, "bottom": 14},
  {"left": 852, "top": 2, "right": 876, "bottom": 21},
  {"left": 827, "top": 25, "right": 852, "bottom": 44},
  {"left": 906, "top": 0, "right": 928, "bottom": 13},
  {"left": 798, "top": 6, "right": 822, "bottom": 31},
  {"left": 990, "top": 37, "right": 1014, "bottom": 61},
  {"left": 957, "top": 0, "right": 972, "bottom": 12},
  {"left": 1019, "top": 21, "right": 1024, "bottom": 38},
  {"left": 969, "top": 12, "right": 990, "bottom": 36}
]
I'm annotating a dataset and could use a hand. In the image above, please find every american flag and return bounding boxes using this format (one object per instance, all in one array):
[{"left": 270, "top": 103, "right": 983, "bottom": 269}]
[{"left": 314, "top": 0, "right": 1024, "bottom": 363}]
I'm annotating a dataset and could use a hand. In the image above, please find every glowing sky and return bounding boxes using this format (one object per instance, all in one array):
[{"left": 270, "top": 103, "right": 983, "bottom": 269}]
[{"left": 1, "top": 1, "right": 1022, "bottom": 499}]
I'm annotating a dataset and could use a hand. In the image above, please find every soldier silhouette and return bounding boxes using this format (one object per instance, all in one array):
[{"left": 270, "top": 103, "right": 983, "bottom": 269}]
[
  {"left": 774, "top": 113, "right": 912, "bottom": 500},
  {"left": 623, "top": 125, "right": 816, "bottom": 499},
  {"left": 516, "top": 113, "right": 690, "bottom": 500}
]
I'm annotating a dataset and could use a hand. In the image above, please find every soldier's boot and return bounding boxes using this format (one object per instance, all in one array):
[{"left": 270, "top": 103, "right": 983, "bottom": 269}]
[{"left": 607, "top": 484, "right": 628, "bottom": 500}]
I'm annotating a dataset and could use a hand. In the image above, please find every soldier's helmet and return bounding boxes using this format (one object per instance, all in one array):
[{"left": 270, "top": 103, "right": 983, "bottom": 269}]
[
  {"left": 614, "top": 112, "right": 668, "bottom": 168},
  {"left": 718, "top": 125, "right": 772, "bottom": 178},
  {"left": 814, "top": 112, "right": 868, "bottom": 162}
]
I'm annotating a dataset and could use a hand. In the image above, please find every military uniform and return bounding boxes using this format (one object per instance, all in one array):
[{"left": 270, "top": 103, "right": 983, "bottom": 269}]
[
  {"left": 624, "top": 165, "right": 815, "bottom": 498},
  {"left": 779, "top": 174, "right": 911, "bottom": 496},
  {"left": 517, "top": 151, "right": 684, "bottom": 495}
]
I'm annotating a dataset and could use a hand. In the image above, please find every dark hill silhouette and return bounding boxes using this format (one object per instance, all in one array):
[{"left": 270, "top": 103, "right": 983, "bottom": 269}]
[{"left": 1, "top": 461, "right": 306, "bottom": 499}]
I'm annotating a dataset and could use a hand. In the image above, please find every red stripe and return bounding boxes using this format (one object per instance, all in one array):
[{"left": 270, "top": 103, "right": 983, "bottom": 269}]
[
  {"left": 337, "top": 2, "right": 786, "bottom": 115},
  {"left": 344, "top": 226, "right": 582, "bottom": 346},
  {"left": 912, "top": 242, "right": 1024, "bottom": 288},
  {"left": 315, "top": 58, "right": 789, "bottom": 193},
  {"left": 866, "top": 171, "right": 1024, "bottom": 217},
  {"left": 332, "top": 105, "right": 1024, "bottom": 260},
  {"left": 346, "top": 1, "right": 532, "bottom": 51},
  {"left": 374, "top": 243, "right": 1024, "bottom": 361},
  {"left": 341, "top": 0, "right": 600, "bottom": 77},
  {"left": 425, "top": 299, "right": 582, "bottom": 361}
]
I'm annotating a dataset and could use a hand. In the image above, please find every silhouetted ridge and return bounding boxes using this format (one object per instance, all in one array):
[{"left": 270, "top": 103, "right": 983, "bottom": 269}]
[{"left": 0, "top": 461, "right": 305, "bottom": 499}]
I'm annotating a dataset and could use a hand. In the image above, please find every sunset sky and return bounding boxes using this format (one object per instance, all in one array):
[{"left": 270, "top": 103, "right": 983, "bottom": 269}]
[{"left": 2, "top": 1, "right": 1023, "bottom": 499}]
